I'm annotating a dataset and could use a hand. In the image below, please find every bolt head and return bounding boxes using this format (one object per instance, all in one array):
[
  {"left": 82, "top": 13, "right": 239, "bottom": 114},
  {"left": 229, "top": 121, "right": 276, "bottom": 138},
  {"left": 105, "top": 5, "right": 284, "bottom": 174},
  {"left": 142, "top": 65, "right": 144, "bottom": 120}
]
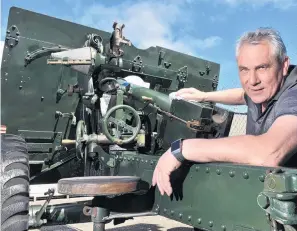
[{"left": 257, "top": 193, "right": 270, "bottom": 209}]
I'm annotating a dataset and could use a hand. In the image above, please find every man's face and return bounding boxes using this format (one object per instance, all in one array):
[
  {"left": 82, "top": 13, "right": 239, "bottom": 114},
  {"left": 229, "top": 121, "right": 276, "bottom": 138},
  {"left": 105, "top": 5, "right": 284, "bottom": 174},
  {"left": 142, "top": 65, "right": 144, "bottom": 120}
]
[{"left": 237, "top": 40, "right": 289, "bottom": 104}]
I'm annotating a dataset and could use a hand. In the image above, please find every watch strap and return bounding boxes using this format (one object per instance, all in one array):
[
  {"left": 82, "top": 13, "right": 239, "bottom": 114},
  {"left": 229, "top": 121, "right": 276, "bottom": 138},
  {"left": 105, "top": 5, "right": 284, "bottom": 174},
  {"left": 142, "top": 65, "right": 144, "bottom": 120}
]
[{"left": 171, "top": 138, "right": 186, "bottom": 163}]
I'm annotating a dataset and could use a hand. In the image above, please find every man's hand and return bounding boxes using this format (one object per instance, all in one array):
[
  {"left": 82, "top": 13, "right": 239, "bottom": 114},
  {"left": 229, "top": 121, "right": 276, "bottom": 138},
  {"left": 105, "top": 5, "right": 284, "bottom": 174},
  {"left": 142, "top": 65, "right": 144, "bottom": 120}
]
[
  {"left": 152, "top": 148, "right": 182, "bottom": 196},
  {"left": 175, "top": 87, "right": 206, "bottom": 102}
]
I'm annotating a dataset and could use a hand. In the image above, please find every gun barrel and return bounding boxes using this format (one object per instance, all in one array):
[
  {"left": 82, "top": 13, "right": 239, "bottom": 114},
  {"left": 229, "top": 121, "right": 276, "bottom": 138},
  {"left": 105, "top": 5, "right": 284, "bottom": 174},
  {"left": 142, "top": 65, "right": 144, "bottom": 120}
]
[{"left": 128, "top": 85, "right": 172, "bottom": 112}]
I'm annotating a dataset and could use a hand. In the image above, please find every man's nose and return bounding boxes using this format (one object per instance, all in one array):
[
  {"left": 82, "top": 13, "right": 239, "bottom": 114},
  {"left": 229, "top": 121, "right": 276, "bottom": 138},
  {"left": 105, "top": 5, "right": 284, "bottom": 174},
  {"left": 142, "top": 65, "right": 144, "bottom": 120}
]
[{"left": 249, "top": 71, "right": 260, "bottom": 86}]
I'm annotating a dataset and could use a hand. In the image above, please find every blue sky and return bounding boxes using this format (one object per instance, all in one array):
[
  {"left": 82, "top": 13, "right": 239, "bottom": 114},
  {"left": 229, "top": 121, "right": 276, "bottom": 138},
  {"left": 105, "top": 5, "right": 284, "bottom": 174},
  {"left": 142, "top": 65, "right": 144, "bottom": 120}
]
[{"left": 1, "top": 0, "right": 297, "bottom": 112}]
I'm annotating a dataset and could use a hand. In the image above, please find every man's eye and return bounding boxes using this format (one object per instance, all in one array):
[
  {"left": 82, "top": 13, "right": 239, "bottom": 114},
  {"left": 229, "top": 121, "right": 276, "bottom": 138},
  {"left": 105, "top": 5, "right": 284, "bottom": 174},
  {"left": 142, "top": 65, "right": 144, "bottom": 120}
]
[{"left": 259, "top": 65, "right": 268, "bottom": 70}]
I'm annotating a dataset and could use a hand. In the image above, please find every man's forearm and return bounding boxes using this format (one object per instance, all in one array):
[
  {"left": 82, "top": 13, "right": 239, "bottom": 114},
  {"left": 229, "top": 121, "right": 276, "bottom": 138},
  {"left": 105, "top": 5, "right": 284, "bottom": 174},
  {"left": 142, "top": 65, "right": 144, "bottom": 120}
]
[
  {"left": 204, "top": 88, "right": 246, "bottom": 105},
  {"left": 182, "top": 135, "right": 276, "bottom": 166}
]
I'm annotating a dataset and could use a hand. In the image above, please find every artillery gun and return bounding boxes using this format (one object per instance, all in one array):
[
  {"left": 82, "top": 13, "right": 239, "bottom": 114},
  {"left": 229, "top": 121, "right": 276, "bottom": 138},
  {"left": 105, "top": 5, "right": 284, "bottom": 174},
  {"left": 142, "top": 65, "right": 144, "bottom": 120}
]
[{"left": 1, "top": 6, "right": 297, "bottom": 231}]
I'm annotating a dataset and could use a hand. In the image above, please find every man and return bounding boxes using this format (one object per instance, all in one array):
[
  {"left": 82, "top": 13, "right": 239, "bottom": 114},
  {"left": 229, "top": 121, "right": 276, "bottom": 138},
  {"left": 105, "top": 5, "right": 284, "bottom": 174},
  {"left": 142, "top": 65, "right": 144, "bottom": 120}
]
[{"left": 152, "top": 28, "right": 297, "bottom": 196}]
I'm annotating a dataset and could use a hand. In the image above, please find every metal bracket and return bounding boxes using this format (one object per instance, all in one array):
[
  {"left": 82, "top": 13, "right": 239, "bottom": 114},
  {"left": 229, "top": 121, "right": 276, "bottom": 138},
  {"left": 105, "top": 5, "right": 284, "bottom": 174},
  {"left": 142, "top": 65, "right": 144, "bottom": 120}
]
[
  {"left": 199, "top": 62, "right": 211, "bottom": 76},
  {"left": 158, "top": 50, "right": 171, "bottom": 69},
  {"left": 158, "top": 50, "right": 165, "bottom": 66},
  {"left": 5, "top": 25, "right": 20, "bottom": 48},
  {"left": 212, "top": 75, "right": 218, "bottom": 90},
  {"left": 24, "top": 45, "right": 69, "bottom": 67},
  {"left": 177, "top": 66, "right": 188, "bottom": 89},
  {"left": 257, "top": 168, "right": 297, "bottom": 228},
  {"left": 93, "top": 145, "right": 116, "bottom": 168},
  {"left": 55, "top": 111, "right": 76, "bottom": 125},
  {"left": 132, "top": 55, "right": 143, "bottom": 72},
  {"left": 29, "top": 188, "right": 55, "bottom": 228},
  {"left": 84, "top": 33, "right": 104, "bottom": 53}
]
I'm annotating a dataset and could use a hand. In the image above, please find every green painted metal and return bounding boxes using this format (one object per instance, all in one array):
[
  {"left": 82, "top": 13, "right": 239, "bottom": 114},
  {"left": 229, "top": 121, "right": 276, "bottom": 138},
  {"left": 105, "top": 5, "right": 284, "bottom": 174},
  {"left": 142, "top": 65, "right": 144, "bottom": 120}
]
[
  {"left": 126, "top": 84, "right": 172, "bottom": 112},
  {"left": 114, "top": 153, "right": 297, "bottom": 231},
  {"left": 1, "top": 6, "right": 219, "bottom": 135},
  {"left": 2, "top": 6, "right": 297, "bottom": 231}
]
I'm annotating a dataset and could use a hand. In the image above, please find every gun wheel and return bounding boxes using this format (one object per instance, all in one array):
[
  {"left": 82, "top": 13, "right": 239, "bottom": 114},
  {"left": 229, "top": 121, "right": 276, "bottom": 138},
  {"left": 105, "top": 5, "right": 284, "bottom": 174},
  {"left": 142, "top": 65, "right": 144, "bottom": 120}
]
[
  {"left": 1, "top": 134, "right": 30, "bottom": 231},
  {"left": 57, "top": 176, "right": 141, "bottom": 196}
]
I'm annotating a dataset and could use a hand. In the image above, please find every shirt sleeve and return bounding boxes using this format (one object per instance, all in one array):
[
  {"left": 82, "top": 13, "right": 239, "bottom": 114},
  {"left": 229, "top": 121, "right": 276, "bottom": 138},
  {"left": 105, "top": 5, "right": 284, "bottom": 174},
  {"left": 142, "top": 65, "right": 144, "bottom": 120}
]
[{"left": 275, "top": 85, "right": 297, "bottom": 119}]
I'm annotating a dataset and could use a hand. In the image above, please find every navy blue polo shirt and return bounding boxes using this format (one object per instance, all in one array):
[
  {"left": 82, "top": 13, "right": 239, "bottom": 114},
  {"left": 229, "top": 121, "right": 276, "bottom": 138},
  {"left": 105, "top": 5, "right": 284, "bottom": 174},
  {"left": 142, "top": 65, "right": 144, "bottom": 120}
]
[{"left": 244, "top": 65, "right": 297, "bottom": 167}]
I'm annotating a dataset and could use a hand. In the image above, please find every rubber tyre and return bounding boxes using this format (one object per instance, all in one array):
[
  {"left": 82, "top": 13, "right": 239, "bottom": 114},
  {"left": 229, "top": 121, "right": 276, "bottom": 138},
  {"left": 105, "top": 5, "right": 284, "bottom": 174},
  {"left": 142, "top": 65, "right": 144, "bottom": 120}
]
[{"left": 1, "top": 134, "right": 30, "bottom": 231}]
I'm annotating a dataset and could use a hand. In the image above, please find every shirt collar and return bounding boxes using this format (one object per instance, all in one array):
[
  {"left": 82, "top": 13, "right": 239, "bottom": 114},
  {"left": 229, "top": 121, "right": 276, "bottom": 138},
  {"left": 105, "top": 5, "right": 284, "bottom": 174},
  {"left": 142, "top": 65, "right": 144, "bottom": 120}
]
[{"left": 271, "top": 65, "right": 297, "bottom": 101}]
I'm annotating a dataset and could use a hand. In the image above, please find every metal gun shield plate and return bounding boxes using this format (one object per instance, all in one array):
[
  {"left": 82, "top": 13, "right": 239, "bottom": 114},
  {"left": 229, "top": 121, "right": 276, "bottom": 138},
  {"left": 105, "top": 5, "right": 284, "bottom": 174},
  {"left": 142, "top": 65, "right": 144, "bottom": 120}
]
[{"left": 57, "top": 176, "right": 141, "bottom": 196}]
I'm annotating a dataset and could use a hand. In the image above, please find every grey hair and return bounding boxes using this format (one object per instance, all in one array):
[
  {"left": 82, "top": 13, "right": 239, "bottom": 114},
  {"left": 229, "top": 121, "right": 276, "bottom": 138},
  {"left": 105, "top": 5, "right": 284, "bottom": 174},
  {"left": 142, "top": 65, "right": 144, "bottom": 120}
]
[{"left": 235, "top": 27, "right": 287, "bottom": 64}]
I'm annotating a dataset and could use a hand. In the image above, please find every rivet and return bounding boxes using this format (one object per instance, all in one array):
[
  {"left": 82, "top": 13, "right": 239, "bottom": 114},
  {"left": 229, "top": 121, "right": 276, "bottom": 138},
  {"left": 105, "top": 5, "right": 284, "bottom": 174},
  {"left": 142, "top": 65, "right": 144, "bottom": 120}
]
[
  {"left": 5, "top": 72, "right": 8, "bottom": 76},
  {"left": 124, "top": 157, "right": 127, "bottom": 160},
  {"left": 155, "top": 206, "right": 159, "bottom": 212},
  {"left": 150, "top": 161, "right": 154, "bottom": 165},
  {"left": 195, "top": 166, "right": 200, "bottom": 171},
  {"left": 188, "top": 216, "right": 192, "bottom": 221},
  {"left": 259, "top": 175, "right": 265, "bottom": 182},
  {"left": 132, "top": 158, "right": 135, "bottom": 161},
  {"left": 243, "top": 172, "right": 249, "bottom": 179},
  {"left": 19, "top": 85, "right": 22, "bottom": 90},
  {"left": 216, "top": 169, "right": 221, "bottom": 175},
  {"left": 179, "top": 213, "right": 183, "bottom": 218},
  {"left": 229, "top": 171, "right": 235, "bottom": 177},
  {"left": 206, "top": 167, "right": 210, "bottom": 173},
  {"left": 197, "top": 218, "right": 202, "bottom": 224},
  {"left": 170, "top": 210, "right": 174, "bottom": 215},
  {"left": 209, "top": 221, "right": 213, "bottom": 227},
  {"left": 221, "top": 225, "right": 226, "bottom": 230},
  {"left": 163, "top": 208, "right": 167, "bottom": 213},
  {"left": 145, "top": 160, "right": 148, "bottom": 163},
  {"left": 41, "top": 96, "right": 44, "bottom": 101}
]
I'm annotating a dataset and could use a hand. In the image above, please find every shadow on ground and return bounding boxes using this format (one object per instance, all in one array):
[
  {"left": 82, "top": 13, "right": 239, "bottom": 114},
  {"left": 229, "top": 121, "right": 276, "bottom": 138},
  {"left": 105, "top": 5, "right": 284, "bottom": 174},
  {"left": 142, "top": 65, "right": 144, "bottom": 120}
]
[{"left": 39, "top": 223, "right": 195, "bottom": 231}]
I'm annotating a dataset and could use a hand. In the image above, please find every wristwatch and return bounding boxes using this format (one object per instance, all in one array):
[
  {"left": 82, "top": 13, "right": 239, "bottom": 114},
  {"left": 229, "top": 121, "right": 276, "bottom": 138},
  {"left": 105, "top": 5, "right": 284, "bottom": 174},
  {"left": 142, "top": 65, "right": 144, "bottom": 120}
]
[{"left": 171, "top": 138, "right": 186, "bottom": 163}]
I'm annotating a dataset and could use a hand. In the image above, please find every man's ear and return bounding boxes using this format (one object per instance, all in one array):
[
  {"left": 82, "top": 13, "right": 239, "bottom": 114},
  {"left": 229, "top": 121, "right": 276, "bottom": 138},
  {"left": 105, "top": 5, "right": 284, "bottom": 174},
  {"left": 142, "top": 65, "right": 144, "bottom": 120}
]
[{"left": 282, "top": 56, "right": 290, "bottom": 76}]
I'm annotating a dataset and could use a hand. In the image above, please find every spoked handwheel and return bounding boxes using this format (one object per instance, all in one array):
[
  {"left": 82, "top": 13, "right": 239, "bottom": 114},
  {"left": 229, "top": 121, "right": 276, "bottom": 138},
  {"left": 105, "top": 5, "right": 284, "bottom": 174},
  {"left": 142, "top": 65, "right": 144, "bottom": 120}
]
[
  {"left": 76, "top": 120, "right": 88, "bottom": 159},
  {"left": 102, "top": 104, "right": 141, "bottom": 145}
]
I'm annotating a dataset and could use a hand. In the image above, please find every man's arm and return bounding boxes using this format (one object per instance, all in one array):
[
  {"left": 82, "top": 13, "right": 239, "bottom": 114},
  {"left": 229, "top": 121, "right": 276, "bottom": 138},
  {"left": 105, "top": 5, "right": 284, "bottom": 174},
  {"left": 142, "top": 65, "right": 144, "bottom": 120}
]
[
  {"left": 175, "top": 87, "right": 246, "bottom": 105},
  {"left": 182, "top": 114, "right": 297, "bottom": 167},
  {"left": 203, "top": 88, "right": 246, "bottom": 105},
  {"left": 152, "top": 115, "right": 297, "bottom": 196}
]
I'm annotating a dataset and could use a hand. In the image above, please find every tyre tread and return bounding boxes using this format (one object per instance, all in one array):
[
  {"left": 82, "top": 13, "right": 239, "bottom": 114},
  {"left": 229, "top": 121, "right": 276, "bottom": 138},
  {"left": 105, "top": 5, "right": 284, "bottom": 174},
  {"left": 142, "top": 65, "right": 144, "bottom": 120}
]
[{"left": 1, "top": 134, "right": 30, "bottom": 231}]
